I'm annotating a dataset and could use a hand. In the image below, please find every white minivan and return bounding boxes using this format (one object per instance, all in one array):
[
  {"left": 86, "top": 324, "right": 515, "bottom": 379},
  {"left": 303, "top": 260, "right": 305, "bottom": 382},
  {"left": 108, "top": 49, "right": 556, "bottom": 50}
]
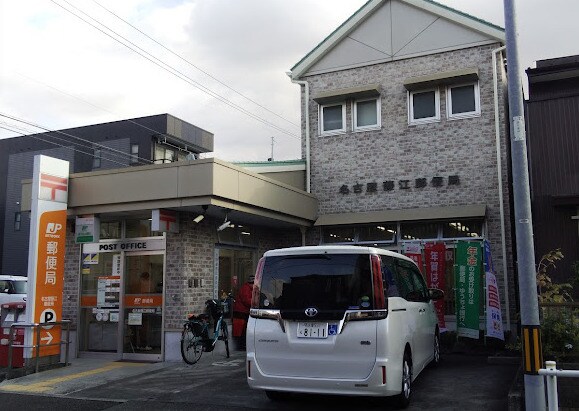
[
  {"left": 246, "top": 246, "right": 443, "bottom": 408},
  {"left": 0, "top": 275, "right": 27, "bottom": 306}
]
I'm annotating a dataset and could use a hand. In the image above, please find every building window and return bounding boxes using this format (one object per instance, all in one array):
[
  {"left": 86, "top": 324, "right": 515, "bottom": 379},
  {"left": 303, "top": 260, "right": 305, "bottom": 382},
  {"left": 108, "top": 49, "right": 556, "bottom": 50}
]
[
  {"left": 14, "top": 212, "right": 21, "bottom": 231},
  {"left": 322, "top": 224, "right": 396, "bottom": 245},
  {"left": 131, "top": 144, "right": 139, "bottom": 164},
  {"left": 400, "top": 221, "right": 439, "bottom": 240},
  {"left": 93, "top": 148, "right": 101, "bottom": 168},
  {"left": 447, "top": 82, "right": 480, "bottom": 119},
  {"left": 320, "top": 103, "right": 346, "bottom": 134},
  {"left": 353, "top": 98, "right": 380, "bottom": 131},
  {"left": 408, "top": 89, "right": 440, "bottom": 124},
  {"left": 443, "top": 220, "right": 483, "bottom": 238},
  {"left": 323, "top": 226, "right": 356, "bottom": 243}
]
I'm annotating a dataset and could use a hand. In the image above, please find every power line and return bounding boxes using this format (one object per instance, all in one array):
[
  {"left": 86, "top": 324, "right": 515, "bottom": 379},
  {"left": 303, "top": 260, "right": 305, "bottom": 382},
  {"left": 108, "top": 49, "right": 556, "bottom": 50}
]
[
  {"left": 50, "top": 0, "right": 300, "bottom": 140},
  {"left": 91, "top": 0, "right": 300, "bottom": 129},
  {"left": 0, "top": 122, "right": 133, "bottom": 168},
  {"left": 15, "top": 71, "right": 207, "bottom": 158},
  {"left": 0, "top": 113, "right": 152, "bottom": 166}
]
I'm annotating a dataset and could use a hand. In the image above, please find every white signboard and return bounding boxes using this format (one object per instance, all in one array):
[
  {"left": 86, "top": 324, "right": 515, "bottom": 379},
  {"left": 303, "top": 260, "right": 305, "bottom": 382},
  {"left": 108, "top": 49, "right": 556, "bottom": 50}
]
[
  {"left": 82, "top": 238, "right": 165, "bottom": 254},
  {"left": 75, "top": 215, "right": 100, "bottom": 244},
  {"left": 151, "top": 209, "right": 179, "bottom": 233},
  {"left": 128, "top": 312, "right": 142, "bottom": 326}
]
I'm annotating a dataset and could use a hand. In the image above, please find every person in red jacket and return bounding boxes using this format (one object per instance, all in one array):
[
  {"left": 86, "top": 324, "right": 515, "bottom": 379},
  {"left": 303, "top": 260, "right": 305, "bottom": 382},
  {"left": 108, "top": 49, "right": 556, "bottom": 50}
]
[{"left": 232, "top": 275, "right": 254, "bottom": 350}]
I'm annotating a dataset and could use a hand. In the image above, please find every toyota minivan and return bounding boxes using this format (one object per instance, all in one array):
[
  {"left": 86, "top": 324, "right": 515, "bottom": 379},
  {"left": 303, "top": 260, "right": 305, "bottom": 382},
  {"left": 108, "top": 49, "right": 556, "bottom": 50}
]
[
  {"left": 246, "top": 246, "right": 443, "bottom": 408},
  {"left": 0, "top": 275, "right": 27, "bottom": 306}
]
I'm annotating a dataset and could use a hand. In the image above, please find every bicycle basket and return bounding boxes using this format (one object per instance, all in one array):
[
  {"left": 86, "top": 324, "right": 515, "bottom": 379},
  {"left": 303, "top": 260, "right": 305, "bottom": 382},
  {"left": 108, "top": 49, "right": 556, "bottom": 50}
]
[{"left": 205, "top": 299, "right": 222, "bottom": 321}]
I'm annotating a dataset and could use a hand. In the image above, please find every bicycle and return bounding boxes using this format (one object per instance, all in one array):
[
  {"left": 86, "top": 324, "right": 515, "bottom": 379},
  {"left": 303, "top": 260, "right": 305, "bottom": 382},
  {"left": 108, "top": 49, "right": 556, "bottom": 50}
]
[{"left": 180, "top": 298, "right": 230, "bottom": 364}]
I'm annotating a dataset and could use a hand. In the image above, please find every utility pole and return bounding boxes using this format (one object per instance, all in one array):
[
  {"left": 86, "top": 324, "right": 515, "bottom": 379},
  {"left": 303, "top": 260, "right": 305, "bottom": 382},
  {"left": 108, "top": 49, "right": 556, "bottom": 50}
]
[
  {"left": 503, "top": 1, "right": 545, "bottom": 409},
  {"left": 269, "top": 137, "right": 275, "bottom": 161}
]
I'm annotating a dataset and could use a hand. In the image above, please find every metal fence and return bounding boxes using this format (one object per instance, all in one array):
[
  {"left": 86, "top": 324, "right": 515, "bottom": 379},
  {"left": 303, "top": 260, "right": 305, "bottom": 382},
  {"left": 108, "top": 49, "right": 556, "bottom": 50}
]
[
  {"left": 539, "top": 361, "right": 579, "bottom": 411},
  {"left": 7, "top": 320, "right": 72, "bottom": 379}
]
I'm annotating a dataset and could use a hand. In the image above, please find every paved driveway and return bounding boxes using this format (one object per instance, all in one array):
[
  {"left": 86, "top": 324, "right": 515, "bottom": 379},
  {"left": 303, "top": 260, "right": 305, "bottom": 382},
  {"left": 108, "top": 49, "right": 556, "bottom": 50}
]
[{"left": 61, "top": 352, "right": 518, "bottom": 410}]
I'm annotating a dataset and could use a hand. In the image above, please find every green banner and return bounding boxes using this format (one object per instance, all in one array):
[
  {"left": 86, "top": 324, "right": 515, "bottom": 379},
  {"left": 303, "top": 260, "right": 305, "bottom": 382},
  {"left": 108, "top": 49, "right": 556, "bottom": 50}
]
[{"left": 455, "top": 241, "right": 482, "bottom": 339}]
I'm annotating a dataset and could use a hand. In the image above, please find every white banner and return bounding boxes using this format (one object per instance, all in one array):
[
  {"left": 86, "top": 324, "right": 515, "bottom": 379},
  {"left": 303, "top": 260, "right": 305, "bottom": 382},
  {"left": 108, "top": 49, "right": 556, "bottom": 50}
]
[{"left": 485, "top": 271, "right": 504, "bottom": 340}]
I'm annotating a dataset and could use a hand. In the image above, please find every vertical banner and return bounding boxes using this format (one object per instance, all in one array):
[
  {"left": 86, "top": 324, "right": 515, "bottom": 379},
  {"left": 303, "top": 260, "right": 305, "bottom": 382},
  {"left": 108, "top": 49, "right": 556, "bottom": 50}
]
[
  {"left": 403, "top": 242, "right": 423, "bottom": 272},
  {"left": 26, "top": 155, "right": 69, "bottom": 357},
  {"left": 455, "top": 241, "right": 482, "bottom": 339},
  {"left": 425, "top": 242, "right": 447, "bottom": 331},
  {"left": 483, "top": 241, "right": 504, "bottom": 340}
]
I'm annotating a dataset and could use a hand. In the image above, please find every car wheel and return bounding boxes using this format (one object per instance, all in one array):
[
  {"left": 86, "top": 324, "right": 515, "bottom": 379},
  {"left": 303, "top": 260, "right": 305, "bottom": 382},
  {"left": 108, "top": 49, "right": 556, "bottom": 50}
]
[
  {"left": 394, "top": 351, "right": 412, "bottom": 409},
  {"left": 431, "top": 331, "right": 441, "bottom": 367}
]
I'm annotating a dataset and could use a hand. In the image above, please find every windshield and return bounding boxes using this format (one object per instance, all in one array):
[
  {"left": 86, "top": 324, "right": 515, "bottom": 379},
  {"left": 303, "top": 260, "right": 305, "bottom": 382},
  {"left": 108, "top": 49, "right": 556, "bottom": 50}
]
[
  {"left": 258, "top": 254, "right": 373, "bottom": 312},
  {"left": 12, "top": 280, "right": 27, "bottom": 294}
]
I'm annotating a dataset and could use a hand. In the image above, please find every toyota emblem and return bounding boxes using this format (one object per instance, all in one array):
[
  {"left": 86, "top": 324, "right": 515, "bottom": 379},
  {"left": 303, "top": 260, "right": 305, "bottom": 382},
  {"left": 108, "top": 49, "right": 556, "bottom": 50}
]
[{"left": 304, "top": 307, "right": 318, "bottom": 317}]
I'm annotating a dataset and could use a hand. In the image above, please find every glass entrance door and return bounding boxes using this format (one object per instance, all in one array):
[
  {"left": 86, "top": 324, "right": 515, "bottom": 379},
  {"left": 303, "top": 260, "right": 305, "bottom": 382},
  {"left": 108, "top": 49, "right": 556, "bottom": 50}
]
[{"left": 122, "top": 253, "right": 163, "bottom": 360}]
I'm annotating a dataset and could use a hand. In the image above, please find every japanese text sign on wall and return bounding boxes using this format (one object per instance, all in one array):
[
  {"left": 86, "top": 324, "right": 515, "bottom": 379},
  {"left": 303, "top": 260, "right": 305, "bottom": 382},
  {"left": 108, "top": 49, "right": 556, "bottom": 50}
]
[
  {"left": 339, "top": 175, "right": 460, "bottom": 195},
  {"left": 455, "top": 241, "right": 482, "bottom": 340},
  {"left": 26, "top": 155, "right": 69, "bottom": 357}
]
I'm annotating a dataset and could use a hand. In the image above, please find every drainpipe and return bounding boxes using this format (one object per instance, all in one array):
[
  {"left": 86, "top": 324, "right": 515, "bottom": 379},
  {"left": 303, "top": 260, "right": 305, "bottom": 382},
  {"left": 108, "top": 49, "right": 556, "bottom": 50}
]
[
  {"left": 492, "top": 45, "right": 511, "bottom": 333},
  {"left": 287, "top": 73, "right": 311, "bottom": 193}
]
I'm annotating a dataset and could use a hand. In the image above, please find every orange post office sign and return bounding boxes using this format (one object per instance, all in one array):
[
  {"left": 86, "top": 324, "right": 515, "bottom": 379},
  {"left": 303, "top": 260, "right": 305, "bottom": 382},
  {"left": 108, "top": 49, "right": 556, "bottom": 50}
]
[{"left": 34, "top": 210, "right": 67, "bottom": 356}]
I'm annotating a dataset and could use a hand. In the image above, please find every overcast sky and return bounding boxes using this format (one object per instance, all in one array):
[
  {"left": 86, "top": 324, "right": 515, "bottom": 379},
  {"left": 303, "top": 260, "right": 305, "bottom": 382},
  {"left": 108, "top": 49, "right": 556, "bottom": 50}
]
[{"left": 1, "top": 0, "right": 577, "bottom": 162}]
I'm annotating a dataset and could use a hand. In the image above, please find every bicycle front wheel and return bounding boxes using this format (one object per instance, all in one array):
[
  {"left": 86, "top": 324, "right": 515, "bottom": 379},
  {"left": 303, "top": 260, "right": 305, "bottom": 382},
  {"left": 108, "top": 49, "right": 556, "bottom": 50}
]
[
  {"left": 181, "top": 325, "right": 203, "bottom": 364},
  {"left": 221, "top": 321, "right": 230, "bottom": 358}
]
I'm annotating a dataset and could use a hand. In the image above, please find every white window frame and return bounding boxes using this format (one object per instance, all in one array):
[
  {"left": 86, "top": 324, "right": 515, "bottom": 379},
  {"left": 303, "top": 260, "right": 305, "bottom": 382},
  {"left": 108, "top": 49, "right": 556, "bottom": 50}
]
[
  {"left": 93, "top": 148, "right": 102, "bottom": 168},
  {"left": 408, "top": 88, "right": 440, "bottom": 125},
  {"left": 319, "top": 102, "right": 347, "bottom": 135},
  {"left": 446, "top": 81, "right": 481, "bottom": 120},
  {"left": 130, "top": 144, "right": 139, "bottom": 164},
  {"left": 353, "top": 97, "right": 381, "bottom": 132}
]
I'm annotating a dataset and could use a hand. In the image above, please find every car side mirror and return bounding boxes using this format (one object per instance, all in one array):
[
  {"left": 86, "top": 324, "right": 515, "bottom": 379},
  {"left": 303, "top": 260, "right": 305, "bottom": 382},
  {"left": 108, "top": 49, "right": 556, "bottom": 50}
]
[{"left": 428, "top": 288, "right": 444, "bottom": 301}]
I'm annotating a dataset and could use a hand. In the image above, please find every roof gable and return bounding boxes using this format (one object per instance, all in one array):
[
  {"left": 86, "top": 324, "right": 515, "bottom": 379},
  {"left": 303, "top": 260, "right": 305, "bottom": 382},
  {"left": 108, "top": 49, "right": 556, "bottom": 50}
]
[{"left": 291, "top": 0, "right": 505, "bottom": 78}]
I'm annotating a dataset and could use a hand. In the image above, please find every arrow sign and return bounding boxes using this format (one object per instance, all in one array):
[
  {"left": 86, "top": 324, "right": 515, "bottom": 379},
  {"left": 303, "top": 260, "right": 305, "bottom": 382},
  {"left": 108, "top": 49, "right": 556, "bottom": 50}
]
[{"left": 41, "top": 331, "right": 53, "bottom": 345}]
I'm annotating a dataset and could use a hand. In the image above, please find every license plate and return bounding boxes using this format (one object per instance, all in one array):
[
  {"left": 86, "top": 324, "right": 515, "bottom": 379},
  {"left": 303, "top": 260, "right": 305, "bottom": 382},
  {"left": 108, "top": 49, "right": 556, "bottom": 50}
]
[{"left": 297, "top": 322, "right": 328, "bottom": 339}]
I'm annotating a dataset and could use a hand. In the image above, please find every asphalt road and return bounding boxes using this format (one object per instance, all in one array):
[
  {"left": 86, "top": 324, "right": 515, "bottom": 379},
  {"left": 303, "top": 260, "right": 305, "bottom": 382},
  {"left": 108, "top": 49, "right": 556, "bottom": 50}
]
[{"left": 0, "top": 352, "right": 518, "bottom": 410}]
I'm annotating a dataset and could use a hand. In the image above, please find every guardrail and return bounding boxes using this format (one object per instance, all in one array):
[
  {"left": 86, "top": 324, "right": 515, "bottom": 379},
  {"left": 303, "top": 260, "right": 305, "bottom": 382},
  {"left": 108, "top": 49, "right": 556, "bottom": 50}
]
[
  {"left": 7, "top": 320, "right": 72, "bottom": 380},
  {"left": 539, "top": 361, "right": 579, "bottom": 411}
]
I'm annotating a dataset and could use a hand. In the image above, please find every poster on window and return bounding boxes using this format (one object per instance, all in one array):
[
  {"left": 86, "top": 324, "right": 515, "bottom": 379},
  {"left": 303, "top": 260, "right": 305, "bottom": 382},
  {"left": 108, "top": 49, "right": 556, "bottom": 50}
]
[
  {"left": 403, "top": 242, "right": 423, "bottom": 273},
  {"left": 425, "top": 242, "right": 446, "bottom": 331},
  {"left": 455, "top": 241, "right": 482, "bottom": 339},
  {"left": 483, "top": 241, "right": 504, "bottom": 340}
]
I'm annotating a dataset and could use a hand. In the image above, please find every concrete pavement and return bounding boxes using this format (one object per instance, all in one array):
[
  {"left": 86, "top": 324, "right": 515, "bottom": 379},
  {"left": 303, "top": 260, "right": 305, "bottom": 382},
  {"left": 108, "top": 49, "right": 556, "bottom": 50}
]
[{"left": 0, "top": 351, "right": 520, "bottom": 410}]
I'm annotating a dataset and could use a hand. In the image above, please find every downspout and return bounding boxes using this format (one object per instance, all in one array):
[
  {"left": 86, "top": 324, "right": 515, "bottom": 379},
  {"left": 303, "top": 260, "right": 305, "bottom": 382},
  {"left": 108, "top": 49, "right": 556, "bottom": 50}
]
[
  {"left": 492, "top": 45, "right": 511, "bottom": 333},
  {"left": 287, "top": 73, "right": 311, "bottom": 193}
]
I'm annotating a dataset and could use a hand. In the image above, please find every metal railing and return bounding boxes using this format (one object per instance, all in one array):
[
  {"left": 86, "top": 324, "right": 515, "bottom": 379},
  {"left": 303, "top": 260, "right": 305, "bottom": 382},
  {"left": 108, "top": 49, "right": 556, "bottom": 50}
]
[
  {"left": 539, "top": 361, "right": 579, "bottom": 411},
  {"left": 7, "top": 320, "right": 72, "bottom": 379}
]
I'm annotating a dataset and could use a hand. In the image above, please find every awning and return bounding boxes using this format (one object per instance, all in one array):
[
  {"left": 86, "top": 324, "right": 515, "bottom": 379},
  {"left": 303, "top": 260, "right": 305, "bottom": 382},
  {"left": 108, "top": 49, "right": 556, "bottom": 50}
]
[
  {"left": 314, "top": 204, "right": 486, "bottom": 226},
  {"left": 313, "top": 84, "right": 381, "bottom": 104},
  {"left": 403, "top": 68, "right": 479, "bottom": 91}
]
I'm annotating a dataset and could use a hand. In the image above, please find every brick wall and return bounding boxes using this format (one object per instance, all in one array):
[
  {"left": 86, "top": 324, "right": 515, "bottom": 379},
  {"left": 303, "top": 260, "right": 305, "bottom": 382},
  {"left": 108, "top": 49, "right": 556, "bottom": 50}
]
[{"left": 299, "top": 44, "right": 517, "bottom": 325}]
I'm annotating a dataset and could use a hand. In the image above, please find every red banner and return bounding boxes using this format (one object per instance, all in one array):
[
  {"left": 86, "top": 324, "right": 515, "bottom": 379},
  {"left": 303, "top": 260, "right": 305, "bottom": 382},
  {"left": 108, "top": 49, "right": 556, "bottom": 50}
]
[
  {"left": 404, "top": 243, "right": 423, "bottom": 273},
  {"left": 425, "top": 242, "right": 446, "bottom": 330}
]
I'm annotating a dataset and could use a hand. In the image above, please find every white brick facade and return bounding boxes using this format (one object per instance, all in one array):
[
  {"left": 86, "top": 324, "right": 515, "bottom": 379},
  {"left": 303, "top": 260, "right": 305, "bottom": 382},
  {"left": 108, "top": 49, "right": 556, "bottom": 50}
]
[{"left": 299, "top": 43, "right": 516, "bottom": 326}]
